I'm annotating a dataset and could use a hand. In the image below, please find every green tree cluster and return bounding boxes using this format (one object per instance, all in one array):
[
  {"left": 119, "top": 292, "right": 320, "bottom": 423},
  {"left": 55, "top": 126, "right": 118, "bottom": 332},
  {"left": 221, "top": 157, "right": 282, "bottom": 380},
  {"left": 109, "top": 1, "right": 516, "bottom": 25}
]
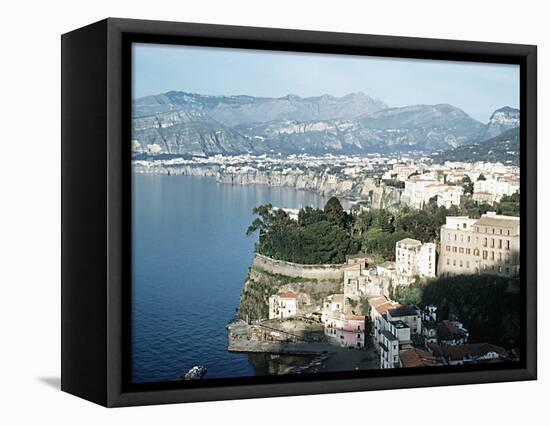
[
  {"left": 247, "top": 190, "right": 520, "bottom": 264},
  {"left": 247, "top": 198, "right": 359, "bottom": 264}
]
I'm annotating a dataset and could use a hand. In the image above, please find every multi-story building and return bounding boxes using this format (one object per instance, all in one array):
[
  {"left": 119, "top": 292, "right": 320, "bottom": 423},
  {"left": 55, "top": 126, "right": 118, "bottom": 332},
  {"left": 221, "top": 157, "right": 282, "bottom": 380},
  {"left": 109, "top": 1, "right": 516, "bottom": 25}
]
[
  {"left": 437, "top": 186, "right": 464, "bottom": 209},
  {"left": 438, "top": 212, "right": 520, "bottom": 277},
  {"left": 379, "top": 319, "right": 413, "bottom": 369},
  {"left": 395, "top": 238, "right": 436, "bottom": 285},
  {"left": 401, "top": 177, "right": 463, "bottom": 209},
  {"left": 342, "top": 258, "right": 394, "bottom": 303},
  {"left": 474, "top": 178, "right": 519, "bottom": 201},
  {"left": 386, "top": 306, "right": 421, "bottom": 335},
  {"left": 323, "top": 312, "right": 367, "bottom": 349},
  {"left": 268, "top": 291, "right": 298, "bottom": 320}
]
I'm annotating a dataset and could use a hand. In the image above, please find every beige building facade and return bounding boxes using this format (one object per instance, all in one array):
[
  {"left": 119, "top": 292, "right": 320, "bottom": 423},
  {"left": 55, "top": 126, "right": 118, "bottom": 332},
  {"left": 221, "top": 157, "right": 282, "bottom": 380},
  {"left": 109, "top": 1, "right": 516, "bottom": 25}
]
[{"left": 438, "top": 213, "right": 520, "bottom": 277}]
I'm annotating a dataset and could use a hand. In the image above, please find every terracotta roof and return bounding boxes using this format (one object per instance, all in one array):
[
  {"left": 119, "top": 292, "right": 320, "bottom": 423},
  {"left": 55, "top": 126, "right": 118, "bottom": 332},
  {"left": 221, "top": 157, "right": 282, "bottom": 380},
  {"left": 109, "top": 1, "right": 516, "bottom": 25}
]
[
  {"left": 329, "top": 293, "right": 345, "bottom": 303},
  {"left": 347, "top": 315, "right": 366, "bottom": 321},
  {"left": 278, "top": 291, "right": 298, "bottom": 299},
  {"left": 400, "top": 348, "right": 438, "bottom": 368},
  {"left": 441, "top": 320, "right": 465, "bottom": 336},
  {"left": 375, "top": 301, "right": 402, "bottom": 316},
  {"left": 440, "top": 343, "right": 507, "bottom": 360},
  {"left": 369, "top": 296, "right": 388, "bottom": 307}
]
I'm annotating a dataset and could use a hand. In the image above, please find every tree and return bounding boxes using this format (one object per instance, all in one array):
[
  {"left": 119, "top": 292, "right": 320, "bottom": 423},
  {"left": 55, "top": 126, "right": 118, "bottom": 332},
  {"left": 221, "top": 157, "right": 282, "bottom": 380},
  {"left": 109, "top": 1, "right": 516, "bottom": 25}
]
[
  {"left": 477, "top": 173, "right": 487, "bottom": 181},
  {"left": 324, "top": 197, "right": 347, "bottom": 227},
  {"left": 298, "top": 206, "right": 326, "bottom": 226},
  {"left": 461, "top": 175, "right": 474, "bottom": 195}
]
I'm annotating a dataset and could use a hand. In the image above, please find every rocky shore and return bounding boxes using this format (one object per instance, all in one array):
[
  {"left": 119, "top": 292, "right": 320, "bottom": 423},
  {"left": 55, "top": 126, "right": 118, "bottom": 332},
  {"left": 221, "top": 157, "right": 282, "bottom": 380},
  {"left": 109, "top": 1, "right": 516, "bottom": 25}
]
[{"left": 132, "top": 161, "right": 402, "bottom": 208}]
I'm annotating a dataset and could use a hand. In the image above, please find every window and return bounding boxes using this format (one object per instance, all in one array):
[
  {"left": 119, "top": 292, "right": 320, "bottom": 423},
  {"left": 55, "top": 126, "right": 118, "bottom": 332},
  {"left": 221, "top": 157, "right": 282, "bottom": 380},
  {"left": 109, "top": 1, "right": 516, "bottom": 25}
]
[
  {"left": 446, "top": 259, "right": 450, "bottom": 265},
  {"left": 500, "top": 229, "right": 503, "bottom": 235},
  {"left": 499, "top": 239, "right": 502, "bottom": 249},
  {"left": 468, "top": 236, "right": 471, "bottom": 243},
  {"left": 453, "top": 260, "right": 456, "bottom": 266},
  {"left": 498, "top": 252, "right": 502, "bottom": 262},
  {"left": 483, "top": 238, "right": 487, "bottom": 247},
  {"left": 506, "top": 240, "right": 511, "bottom": 250},
  {"left": 491, "top": 251, "right": 495, "bottom": 260},
  {"left": 454, "top": 234, "right": 457, "bottom": 241},
  {"left": 466, "top": 248, "right": 471, "bottom": 255},
  {"left": 491, "top": 238, "right": 495, "bottom": 248},
  {"left": 466, "top": 261, "right": 470, "bottom": 268},
  {"left": 463, "top": 223, "right": 467, "bottom": 229},
  {"left": 482, "top": 250, "right": 488, "bottom": 260},
  {"left": 459, "top": 260, "right": 463, "bottom": 267},
  {"left": 459, "top": 247, "right": 464, "bottom": 254},
  {"left": 507, "top": 229, "right": 510, "bottom": 236},
  {"left": 476, "top": 227, "right": 479, "bottom": 232},
  {"left": 453, "top": 246, "right": 457, "bottom": 253}
]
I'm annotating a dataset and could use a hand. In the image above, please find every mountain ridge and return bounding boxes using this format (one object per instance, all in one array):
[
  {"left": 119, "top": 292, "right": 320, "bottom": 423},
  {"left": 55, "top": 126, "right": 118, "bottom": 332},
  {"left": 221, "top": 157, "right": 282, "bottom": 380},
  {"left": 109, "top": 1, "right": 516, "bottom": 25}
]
[{"left": 132, "top": 91, "right": 519, "bottom": 157}]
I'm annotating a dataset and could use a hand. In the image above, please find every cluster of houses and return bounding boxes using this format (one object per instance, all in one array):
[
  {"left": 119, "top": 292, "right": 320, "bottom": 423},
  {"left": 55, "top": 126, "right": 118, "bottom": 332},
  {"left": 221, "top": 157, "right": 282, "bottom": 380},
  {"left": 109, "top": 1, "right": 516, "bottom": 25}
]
[
  {"left": 369, "top": 296, "right": 511, "bottom": 368},
  {"left": 384, "top": 160, "right": 519, "bottom": 209},
  {"left": 266, "top": 208, "right": 519, "bottom": 366}
]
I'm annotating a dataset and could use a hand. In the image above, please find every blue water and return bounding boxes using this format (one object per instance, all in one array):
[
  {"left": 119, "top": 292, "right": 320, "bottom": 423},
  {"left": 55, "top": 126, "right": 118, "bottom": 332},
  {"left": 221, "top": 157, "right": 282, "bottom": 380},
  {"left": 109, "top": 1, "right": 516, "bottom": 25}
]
[{"left": 131, "top": 174, "right": 338, "bottom": 383}]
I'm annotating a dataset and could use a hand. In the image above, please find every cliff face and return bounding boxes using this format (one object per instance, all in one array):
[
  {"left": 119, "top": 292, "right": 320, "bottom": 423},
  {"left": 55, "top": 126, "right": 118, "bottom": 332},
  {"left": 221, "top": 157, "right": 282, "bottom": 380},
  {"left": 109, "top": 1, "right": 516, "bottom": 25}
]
[
  {"left": 216, "top": 168, "right": 402, "bottom": 207},
  {"left": 132, "top": 161, "right": 403, "bottom": 208},
  {"left": 237, "top": 258, "right": 343, "bottom": 322}
]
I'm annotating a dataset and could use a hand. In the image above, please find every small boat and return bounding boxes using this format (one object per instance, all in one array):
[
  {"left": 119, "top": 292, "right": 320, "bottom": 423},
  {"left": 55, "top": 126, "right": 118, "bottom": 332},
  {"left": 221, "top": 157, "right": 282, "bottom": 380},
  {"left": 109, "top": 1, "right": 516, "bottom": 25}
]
[{"left": 182, "top": 365, "right": 208, "bottom": 380}]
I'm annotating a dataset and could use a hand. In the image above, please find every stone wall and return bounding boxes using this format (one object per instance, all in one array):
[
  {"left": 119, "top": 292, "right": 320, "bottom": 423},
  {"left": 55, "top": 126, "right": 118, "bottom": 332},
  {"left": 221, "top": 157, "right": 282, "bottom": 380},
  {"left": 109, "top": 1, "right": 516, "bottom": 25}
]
[{"left": 253, "top": 253, "right": 343, "bottom": 280}]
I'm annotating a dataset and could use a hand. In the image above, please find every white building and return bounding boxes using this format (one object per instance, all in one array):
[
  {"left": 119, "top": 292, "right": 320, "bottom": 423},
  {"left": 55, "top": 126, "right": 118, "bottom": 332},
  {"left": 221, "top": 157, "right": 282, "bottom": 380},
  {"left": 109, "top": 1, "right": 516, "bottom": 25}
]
[
  {"left": 437, "top": 186, "right": 464, "bottom": 209},
  {"left": 321, "top": 294, "right": 345, "bottom": 322},
  {"left": 379, "top": 320, "right": 413, "bottom": 369},
  {"left": 268, "top": 291, "right": 298, "bottom": 320},
  {"left": 474, "top": 178, "right": 519, "bottom": 202},
  {"left": 401, "top": 176, "right": 463, "bottom": 209},
  {"left": 395, "top": 238, "right": 436, "bottom": 285}
]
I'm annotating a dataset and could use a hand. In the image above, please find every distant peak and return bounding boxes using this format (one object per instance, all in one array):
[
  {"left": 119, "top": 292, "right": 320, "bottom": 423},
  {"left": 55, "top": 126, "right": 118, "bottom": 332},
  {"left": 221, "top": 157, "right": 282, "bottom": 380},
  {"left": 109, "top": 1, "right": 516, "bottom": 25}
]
[{"left": 490, "top": 106, "right": 520, "bottom": 116}]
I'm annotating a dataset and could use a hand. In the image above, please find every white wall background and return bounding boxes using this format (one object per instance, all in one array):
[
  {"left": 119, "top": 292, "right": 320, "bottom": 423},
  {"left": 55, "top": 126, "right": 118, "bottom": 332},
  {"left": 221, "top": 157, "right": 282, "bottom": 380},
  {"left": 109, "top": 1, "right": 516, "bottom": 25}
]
[{"left": 0, "top": 0, "right": 545, "bottom": 423}]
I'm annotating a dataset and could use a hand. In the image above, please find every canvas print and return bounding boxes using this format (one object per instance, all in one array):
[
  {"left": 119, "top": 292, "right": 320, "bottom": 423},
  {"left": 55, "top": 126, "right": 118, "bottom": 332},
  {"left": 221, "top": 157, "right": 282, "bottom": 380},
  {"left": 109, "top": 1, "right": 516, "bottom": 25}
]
[{"left": 130, "top": 43, "right": 521, "bottom": 384}]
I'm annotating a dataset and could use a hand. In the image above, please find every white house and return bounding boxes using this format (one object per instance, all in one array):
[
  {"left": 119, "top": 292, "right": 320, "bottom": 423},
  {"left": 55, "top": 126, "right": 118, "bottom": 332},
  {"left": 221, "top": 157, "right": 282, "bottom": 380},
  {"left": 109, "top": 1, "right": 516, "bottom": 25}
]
[
  {"left": 395, "top": 238, "right": 436, "bottom": 285},
  {"left": 268, "top": 291, "right": 298, "bottom": 320}
]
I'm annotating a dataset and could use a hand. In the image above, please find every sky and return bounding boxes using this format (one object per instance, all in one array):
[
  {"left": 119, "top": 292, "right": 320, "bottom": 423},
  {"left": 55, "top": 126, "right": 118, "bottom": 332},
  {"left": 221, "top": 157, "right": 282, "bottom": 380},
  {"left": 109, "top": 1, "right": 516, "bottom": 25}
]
[{"left": 132, "top": 43, "right": 520, "bottom": 123}]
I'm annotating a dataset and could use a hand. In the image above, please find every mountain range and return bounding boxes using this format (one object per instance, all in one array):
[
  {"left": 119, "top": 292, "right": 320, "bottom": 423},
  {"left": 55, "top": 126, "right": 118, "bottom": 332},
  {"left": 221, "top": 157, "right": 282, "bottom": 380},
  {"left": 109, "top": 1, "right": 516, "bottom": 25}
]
[{"left": 131, "top": 91, "right": 519, "bottom": 157}]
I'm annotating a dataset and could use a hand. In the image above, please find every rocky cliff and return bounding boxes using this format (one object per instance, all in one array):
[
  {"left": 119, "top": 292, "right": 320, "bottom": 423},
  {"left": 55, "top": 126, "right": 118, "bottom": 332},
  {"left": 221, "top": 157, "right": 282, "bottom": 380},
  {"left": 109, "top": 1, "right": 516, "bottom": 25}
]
[
  {"left": 132, "top": 91, "right": 515, "bottom": 156},
  {"left": 237, "top": 257, "right": 343, "bottom": 321},
  {"left": 133, "top": 160, "right": 403, "bottom": 208}
]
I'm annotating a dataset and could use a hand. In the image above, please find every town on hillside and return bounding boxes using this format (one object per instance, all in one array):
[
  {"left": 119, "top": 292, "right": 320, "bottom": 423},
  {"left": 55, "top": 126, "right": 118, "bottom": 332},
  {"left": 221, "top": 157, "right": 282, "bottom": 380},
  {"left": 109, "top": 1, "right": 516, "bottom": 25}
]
[{"left": 227, "top": 161, "right": 521, "bottom": 372}]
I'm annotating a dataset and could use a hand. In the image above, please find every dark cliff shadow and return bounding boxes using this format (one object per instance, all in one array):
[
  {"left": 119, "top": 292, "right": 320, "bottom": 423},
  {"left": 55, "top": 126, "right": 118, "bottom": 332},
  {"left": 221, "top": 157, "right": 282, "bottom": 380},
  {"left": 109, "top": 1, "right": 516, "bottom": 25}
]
[{"left": 38, "top": 376, "right": 61, "bottom": 390}]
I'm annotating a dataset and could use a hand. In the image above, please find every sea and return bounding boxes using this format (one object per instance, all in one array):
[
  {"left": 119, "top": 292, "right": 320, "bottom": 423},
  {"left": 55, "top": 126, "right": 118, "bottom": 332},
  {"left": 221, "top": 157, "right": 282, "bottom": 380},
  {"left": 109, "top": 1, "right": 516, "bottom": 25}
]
[{"left": 131, "top": 173, "right": 345, "bottom": 383}]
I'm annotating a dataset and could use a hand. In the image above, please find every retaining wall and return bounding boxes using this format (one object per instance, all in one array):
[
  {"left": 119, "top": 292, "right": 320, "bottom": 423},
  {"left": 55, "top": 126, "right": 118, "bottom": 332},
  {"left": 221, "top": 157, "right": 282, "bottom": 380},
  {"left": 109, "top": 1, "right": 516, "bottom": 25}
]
[{"left": 253, "top": 253, "right": 343, "bottom": 280}]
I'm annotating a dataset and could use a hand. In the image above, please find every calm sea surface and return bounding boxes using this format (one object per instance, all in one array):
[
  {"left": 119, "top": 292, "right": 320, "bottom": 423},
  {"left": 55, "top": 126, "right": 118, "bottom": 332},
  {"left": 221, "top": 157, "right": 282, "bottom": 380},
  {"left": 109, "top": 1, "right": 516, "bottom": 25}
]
[{"left": 131, "top": 174, "right": 343, "bottom": 383}]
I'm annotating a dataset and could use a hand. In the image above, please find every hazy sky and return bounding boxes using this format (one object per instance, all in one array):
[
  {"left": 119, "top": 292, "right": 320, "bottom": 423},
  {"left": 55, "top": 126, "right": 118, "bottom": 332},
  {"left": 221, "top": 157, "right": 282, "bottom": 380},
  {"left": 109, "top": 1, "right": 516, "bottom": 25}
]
[{"left": 133, "top": 43, "right": 519, "bottom": 123}]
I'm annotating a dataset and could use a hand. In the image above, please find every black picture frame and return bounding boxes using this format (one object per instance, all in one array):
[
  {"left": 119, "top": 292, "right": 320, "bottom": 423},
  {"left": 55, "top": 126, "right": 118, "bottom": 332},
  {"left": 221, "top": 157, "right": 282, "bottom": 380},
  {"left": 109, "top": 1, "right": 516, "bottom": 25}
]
[{"left": 61, "top": 17, "right": 537, "bottom": 407}]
